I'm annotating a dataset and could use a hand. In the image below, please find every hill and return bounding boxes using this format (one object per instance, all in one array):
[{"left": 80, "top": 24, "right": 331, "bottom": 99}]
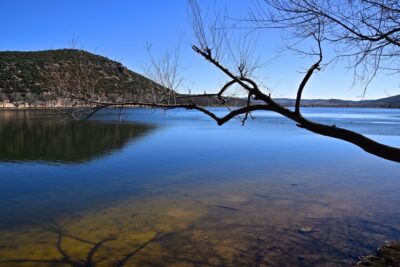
[{"left": 0, "top": 49, "right": 166, "bottom": 108}]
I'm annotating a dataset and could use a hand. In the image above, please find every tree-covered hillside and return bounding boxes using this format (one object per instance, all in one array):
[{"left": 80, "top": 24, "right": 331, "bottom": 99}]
[{"left": 0, "top": 49, "right": 166, "bottom": 107}]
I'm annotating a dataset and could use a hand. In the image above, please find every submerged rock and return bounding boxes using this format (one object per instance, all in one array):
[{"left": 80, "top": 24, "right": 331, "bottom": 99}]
[
  {"left": 357, "top": 241, "right": 400, "bottom": 267},
  {"left": 298, "top": 226, "right": 313, "bottom": 234}
]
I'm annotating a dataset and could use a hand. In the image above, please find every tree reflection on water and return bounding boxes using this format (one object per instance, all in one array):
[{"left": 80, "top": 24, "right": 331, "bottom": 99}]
[{"left": 0, "top": 110, "right": 155, "bottom": 163}]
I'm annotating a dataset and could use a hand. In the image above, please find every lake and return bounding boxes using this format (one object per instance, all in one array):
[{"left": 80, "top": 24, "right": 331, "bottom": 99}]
[{"left": 0, "top": 108, "right": 399, "bottom": 266}]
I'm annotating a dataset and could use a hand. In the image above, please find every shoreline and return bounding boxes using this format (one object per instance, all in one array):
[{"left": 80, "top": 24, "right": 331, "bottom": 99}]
[{"left": 0, "top": 106, "right": 398, "bottom": 110}]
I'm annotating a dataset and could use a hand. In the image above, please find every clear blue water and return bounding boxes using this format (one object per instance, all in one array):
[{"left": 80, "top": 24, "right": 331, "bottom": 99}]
[{"left": 0, "top": 108, "right": 399, "bottom": 266}]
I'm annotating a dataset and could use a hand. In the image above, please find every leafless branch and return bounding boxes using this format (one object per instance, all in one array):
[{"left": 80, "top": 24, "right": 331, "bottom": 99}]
[
  {"left": 247, "top": 0, "right": 400, "bottom": 91},
  {"left": 59, "top": 0, "right": 400, "bottom": 163}
]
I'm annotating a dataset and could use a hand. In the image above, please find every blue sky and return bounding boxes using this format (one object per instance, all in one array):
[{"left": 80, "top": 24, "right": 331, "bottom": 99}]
[{"left": 0, "top": 0, "right": 398, "bottom": 100}]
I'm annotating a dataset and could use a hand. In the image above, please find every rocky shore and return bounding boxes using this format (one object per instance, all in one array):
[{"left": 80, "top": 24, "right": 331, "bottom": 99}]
[{"left": 357, "top": 241, "right": 400, "bottom": 266}]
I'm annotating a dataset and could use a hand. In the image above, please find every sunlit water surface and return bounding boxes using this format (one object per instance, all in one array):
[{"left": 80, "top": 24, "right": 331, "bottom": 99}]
[{"left": 0, "top": 108, "right": 399, "bottom": 266}]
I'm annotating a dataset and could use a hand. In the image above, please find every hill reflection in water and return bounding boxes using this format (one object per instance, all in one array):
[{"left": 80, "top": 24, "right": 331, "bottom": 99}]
[{"left": 0, "top": 110, "right": 155, "bottom": 163}]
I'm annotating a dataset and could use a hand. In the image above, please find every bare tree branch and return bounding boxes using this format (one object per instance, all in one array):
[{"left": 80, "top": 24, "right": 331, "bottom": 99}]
[
  {"left": 248, "top": 0, "right": 400, "bottom": 90},
  {"left": 61, "top": 0, "right": 400, "bottom": 163},
  {"left": 295, "top": 30, "right": 324, "bottom": 114}
]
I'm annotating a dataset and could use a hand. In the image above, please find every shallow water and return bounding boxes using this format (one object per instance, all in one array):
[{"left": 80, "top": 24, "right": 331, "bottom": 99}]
[{"left": 0, "top": 108, "right": 399, "bottom": 266}]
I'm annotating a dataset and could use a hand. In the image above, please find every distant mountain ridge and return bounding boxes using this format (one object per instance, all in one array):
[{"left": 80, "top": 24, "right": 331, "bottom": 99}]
[{"left": 272, "top": 95, "right": 400, "bottom": 108}]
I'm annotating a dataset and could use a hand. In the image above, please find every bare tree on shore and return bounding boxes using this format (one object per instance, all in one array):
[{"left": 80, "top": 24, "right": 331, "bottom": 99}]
[{"left": 71, "top": 0, "right": 400, "bottom": 163}]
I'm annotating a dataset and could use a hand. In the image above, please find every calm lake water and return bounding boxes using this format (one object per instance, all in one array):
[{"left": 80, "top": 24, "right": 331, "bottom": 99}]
[{"left": 0, "top": 108, "right": 399, "bottom": 266}]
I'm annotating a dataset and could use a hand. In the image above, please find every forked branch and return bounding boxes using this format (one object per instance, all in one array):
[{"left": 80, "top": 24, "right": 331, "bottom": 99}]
[{"left": 65, "top": 0, "right": 400, "bottom": 163}]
